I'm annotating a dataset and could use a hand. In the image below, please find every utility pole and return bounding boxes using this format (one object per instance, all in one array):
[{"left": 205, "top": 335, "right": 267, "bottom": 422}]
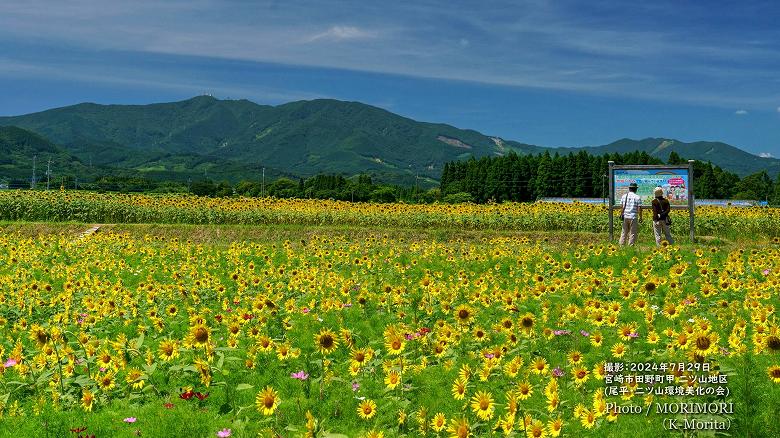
[
  {"left": 262, "top": 167, "right": 265, "bottom": 197},
  {"left": 46, "top": 158, "right": 52, "bottom": 190},
  {"left": 31, "top": 155, "right": 37, "bottom": 189}
]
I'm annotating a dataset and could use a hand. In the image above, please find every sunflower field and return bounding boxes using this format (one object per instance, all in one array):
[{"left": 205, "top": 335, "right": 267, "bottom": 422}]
[
  {"left": 2, "top": 190, "right": 780, "bottom": 238},
  {"left": 1, "top": 222, "right": 780, "bottom": 437}
]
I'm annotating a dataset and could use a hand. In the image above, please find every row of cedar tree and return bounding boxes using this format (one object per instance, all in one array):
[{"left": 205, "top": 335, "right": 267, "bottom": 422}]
[{"left": 441, "top": 150, "right": 780, "bottom": 203}]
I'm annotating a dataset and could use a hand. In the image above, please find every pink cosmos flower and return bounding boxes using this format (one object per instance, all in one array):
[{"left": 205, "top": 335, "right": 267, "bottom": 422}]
[
  {"left": 3, "top": 358, "right": 17, "bottom": 368},
  {"left": 291, "top": 370, "right": 309, "bottom": 380},
  {"left": 553, "top": 330, "right": 570, "bottom": 336},
  {"left": 216, "top": 428, "right": 232, "bottom": 437},
  {"left": 352, "top": 381, "right": 360, "bottom": 391},
  {"left": 123, "top": 417, "right": 137, "bottom": 423},
  {"left": 484, "top": 353, "right": 495, "bottom": 359},
  {"left": 552, "top": 367, "right": 564, "bottom": 377},
  {"left": 763, "top": 269, "right": 771, "bottom": 275},
  {"left": 302, "top": 308, "right": 310, "bottom": 314},
  {"left": 580, "top": 330, "right": 590, "bottom": 337}
]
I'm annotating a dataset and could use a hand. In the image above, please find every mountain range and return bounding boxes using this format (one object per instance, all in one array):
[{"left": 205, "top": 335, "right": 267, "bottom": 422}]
[{"left": 1, "top": 96, "right": 778, "bottom": 185}]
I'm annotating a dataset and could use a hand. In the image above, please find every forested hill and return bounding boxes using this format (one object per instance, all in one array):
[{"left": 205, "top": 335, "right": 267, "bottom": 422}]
[
  {"left": 0, "top": 126, "right": 92, "bottom": 181},
  {"left": 1, "top": 96, "right": 779, "bottom": 185}
]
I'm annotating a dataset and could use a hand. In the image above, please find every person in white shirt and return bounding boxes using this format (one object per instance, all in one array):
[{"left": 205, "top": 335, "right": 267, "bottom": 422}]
[{"left": 619, "top": 182, "right": 642, "bottom": 246}]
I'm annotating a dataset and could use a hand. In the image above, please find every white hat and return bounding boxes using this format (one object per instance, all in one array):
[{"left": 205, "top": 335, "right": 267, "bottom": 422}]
[{"left": 654, "top": 187, "right": 663, "bottom": 197}]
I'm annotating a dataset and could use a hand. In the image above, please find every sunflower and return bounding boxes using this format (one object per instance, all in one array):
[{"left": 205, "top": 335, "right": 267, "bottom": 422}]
[
  {"left": 315, "top": 329, "right": 339, "bottom": 355},
  {"left": 547, "top": 417, "right": 563, "bottom": 437},
  {"left": 30, "top": 325, "right": 50, "bottom": 347},
  {"left": 125, "top": 368, "right": 145, "bottom": 390},
  {"left": 527, "top": 419, "right": 546, "bottom": 438},
  {"left": 255, "top": 386, "right": 281, "bottom": 415},
  {"left": 610, "top": 342, "right": 627, "bottom": 358},
  {"left": 166, "top": 304, "right": 178, "bottom": 316},
  {"left": 96, "top": 371, "right": 116, "bottom": 391},
  {"left": 350, "top": 347, "right": 373, "bottom": 367},
  {"left": 530, "top": 357, "right": 548, "bottom": 375},
  {"left": 384, "top": 331, "right": 405, "bottom": 356},
  {"left": 81, "top": 389, "right": 95, "bottom": 412},
  {"left": 454, "top": 305, "right": 474, "bottom": 325},
  {"left": 766, "top": 333, "right": 780, "bottom": 352},
  {"left": 451, "top": 378, "right": 468, "bottom": 400},
  {"left": 519, "top": 313, "right": 535, "bottom": 333},
  {"left": 158, "top": 339, "right": 179, "bottom": 362},
  {"left": 447, "top": 416, "right": 470, "bottom": 438},
  {"left": 189, "top": 323, "right": 211, "bottom": 347},
  {"left": 194, "top": 357, "right": 212, "bottom": 386},
  {"left": 768, "top": 365, "right": 780, "bottom": 383},
  {"left": 516, "top": 381, "right": 533, "bottom": 400},
  {"left": 357, "top": 399, "right": 377, "bottom": 419},
  {"left": 385, "top": 370, "right": 401, "bottom": 390},
  {"left": 572, "top": 367, "right": 589, "bottom": 386},
  {"left": 431, "top": 412, "right": 447, "bottom": 432},
  {"left": 690, "top": 331, "right": 719, "bottom": 356},
  {"left": 470, "top": 390, "right": 495, "bottom": 420},
  {"left": 580, "top": 409, "right": 596, "bottom": 429}
]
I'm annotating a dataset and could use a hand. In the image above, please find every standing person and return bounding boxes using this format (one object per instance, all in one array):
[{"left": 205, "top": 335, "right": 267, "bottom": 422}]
[
  {"left": 651, "top": 186, "right": 674, "bottom": 246},
  {"left": 619, "top": 182, "right": 642, "bottom": 246}
]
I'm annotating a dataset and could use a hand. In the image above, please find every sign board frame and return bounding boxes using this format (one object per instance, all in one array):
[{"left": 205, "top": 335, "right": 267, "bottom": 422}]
[{"left": 608, "top": 160, "right": 695, "bottom": 243}]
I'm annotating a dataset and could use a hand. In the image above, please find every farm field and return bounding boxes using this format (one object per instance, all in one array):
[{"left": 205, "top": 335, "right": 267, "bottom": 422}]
[{"left": 1, "top": 195, "right": 779, "bottom": 437}]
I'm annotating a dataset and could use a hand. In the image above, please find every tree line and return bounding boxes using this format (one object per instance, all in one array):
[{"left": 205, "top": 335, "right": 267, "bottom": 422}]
[
  {"left": 441, "top": 150, "right": 780, "bottom": 204},
  {"left": 6, "top": 149, "right": 780, "bottom": 204}
]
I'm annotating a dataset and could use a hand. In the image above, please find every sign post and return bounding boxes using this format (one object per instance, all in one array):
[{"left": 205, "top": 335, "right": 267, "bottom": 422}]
[
  {"left": 608, "top": 163, "right": 695, "bottom": 243},
  {"left": 608, "top": 161, "right": 615, "bottom": 241}
]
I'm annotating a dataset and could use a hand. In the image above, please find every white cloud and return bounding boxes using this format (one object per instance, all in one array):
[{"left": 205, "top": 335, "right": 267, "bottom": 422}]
[
  {"left": 759, "top": 152, "right": 774, "bottom": 158},
  {"left": 777, "top": 106, "right": 780, "bottom": 113},
  {"left": 307, "top": 26, "right": 373, "bottom": 42},
  {"left": 735, "top": 109, "right": 748, "bottom": 115}
]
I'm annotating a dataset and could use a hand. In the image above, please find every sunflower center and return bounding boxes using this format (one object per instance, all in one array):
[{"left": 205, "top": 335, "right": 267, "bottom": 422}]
[
  {"left": 264, "top": 395, "right": 275, "bottom": 408},
  {"left": 321, "top": 335, "right": 334, "bottom": 348},
  {"left": 521, "top": 317, "right": 533, "bottom": 328},
  {"left": 696, "top": 336, "right": 711, "bottom": 350},
  {"left": 194, "top": 327, "right": 209, "bottom": 343}
]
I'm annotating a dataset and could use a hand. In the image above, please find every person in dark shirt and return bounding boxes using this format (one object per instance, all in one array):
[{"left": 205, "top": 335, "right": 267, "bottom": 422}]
[{"left": 651, "top": 187, "right": 674, "bottom": 246}]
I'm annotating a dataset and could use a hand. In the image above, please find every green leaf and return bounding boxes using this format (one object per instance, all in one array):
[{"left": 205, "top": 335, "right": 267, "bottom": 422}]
[
  {"left": 235, "top": 383, "right": 254, "bottom": 391},
  {"left": 134, "top": 333, "right": 145, "bottom": 350}
]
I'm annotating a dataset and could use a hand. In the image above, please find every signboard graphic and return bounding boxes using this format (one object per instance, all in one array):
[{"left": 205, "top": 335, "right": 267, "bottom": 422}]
[{"left": 613, "top": 168, "right": 689, "bottom": 206}]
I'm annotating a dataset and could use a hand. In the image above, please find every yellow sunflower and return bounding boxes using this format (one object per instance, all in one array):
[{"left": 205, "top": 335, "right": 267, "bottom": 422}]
[
  {"left": 357, "top": 399, "right": 377, "bottom": 419},
  {"left": 469, "top": 390, "right": 495, "bottom": 420},
  {"left": 255, "top": 386, "right": 281, "bottom": 415},
  {"left": 315, "top": 329, "right": 339, "bottom": 355}
]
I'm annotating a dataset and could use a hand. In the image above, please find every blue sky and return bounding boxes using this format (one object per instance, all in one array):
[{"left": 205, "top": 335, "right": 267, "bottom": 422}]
[{"left": 1, "top": 0, "right": 779, "bottom": 156}]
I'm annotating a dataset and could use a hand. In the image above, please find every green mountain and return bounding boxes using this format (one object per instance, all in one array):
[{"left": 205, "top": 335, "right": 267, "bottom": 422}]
[
  {"left": 564, "top": 138, "right": 780, "bottom": 176},
  {"left": 1, "top": 96, "right": 777, "bottom": 184},
  {"left": 0, "top": 126, "right": 91, "bottom": 186}
]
